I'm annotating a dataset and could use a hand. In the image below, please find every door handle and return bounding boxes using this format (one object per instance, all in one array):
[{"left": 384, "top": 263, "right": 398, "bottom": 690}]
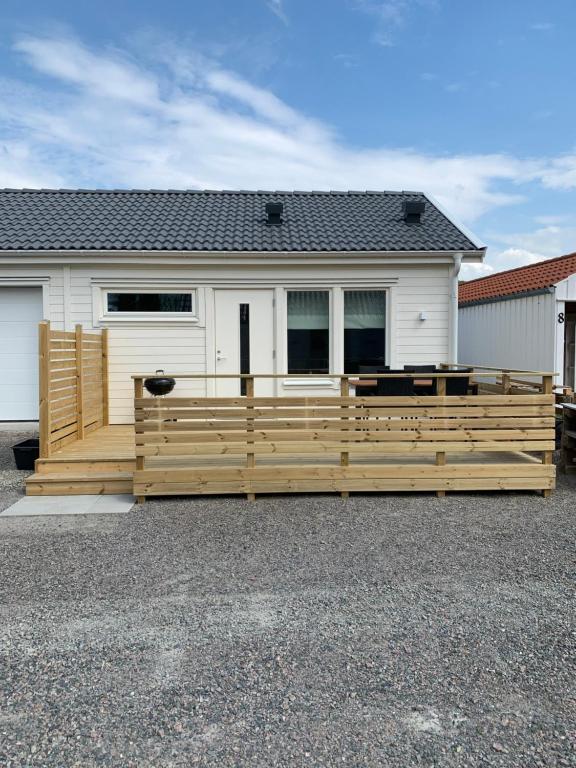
[{"left": 216, "top": 354, "right": 227, "bottom": 361}]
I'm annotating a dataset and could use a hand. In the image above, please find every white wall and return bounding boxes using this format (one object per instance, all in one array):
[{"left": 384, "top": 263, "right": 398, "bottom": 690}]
[
  {"left": 459, "top": 291, "right": 556, "bottom": 376},
  {"left": 1, "top": 259, "right": 453, "bottom": 422},
  {"left": 0, "top": 265, "right": 65, "bottom": 327}
]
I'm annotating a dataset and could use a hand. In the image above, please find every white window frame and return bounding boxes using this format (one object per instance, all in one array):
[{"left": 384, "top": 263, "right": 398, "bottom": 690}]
[
  {"left": 342, "top": 287, "right": 389, "bottom": 373},
  {"left": 283, "top": 287, "right": 333, "bottom": 385},
  {"left": 280, "top": 285, "right": 393, "bottom": 388},
  {"left": 93, "top": 284, "right": 201, "bottom": 325}
]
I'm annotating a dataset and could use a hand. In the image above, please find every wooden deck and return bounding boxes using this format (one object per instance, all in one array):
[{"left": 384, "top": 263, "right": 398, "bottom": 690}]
[
  {"left": 27, "top": 338, "right": 557, "bottom": 499},
  {"left": 26, "top": 420, "right": 554, "bottom": 497}
]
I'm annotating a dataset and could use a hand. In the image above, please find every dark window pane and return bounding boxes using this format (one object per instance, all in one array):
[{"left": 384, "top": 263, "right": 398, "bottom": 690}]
[
  {"left": 344, "top": 291, "right": 386, "bottom": 373},
  {"left": 288, "top": 329, "right": 329, "bottom": 374},
  {"left": 240, "top": 303, "right": 250, "bottom": 396},
  {"left": 107, "top": 293, "right": 192, "bottom": 312},
  {"left": 287, "top": 291, "right": 329, "bottom": 374}
]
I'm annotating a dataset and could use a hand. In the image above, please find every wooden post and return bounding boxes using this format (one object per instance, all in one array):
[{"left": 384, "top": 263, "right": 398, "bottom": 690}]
[
  {"left": 502, "top": 370, "right": 511, "bottom": 395},
  {"left": 135, "top": 377, "right": 145, "bottom": 504},
  {"left": 101, "top": 328, "right": 109, "bottom": 426},
  {"left": 75, "top": 324, "right": 84, "bottom": 440},
  {"left": 542, "top": 374, "right": 554, "bottom": 498},
  {"left": 436, "top": 374, "right": 447, "bottom": 497},
  {"left": 245, "top": 376, "right": 256, "bottom": 501},
  {"left": 340, "top": 376, "right": 350, "bottom": 498},
  {"left": 38, "top": 321, "right": 50, "bottom": 459}
]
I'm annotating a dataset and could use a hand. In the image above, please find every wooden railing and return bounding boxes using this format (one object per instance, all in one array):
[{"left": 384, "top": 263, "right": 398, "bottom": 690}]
[
  {"left": 39, "top": 322, "right": 109, "bottom": 457},
  {"left": 133, "top": 371, "right": 556, "bottom": 501}
]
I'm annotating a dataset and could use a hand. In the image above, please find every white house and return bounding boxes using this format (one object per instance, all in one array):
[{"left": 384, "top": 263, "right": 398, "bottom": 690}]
[
  {"left": 0, "top": 188, "right": 485, "bottom": 423},
  {"left": 459, "top": 252, "right": 576, "bottom": 390}
]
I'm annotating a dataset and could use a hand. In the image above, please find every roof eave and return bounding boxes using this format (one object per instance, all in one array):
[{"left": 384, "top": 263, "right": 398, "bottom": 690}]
[
  {"left": 0, "top": 247, "right": 486, "bottom": 260},
  {"left": 459, "top": 285, "right": 555, "bottom": 308},
  {"left": 422, "top": 192, "right": 487, "bottom": 250}
]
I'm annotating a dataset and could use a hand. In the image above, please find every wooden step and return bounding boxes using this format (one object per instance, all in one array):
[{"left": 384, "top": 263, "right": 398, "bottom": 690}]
[
  {"left": 26, "top": 472, "right": 133, "bottom": 496},
  {"left": 35, "top": 458, "right": 136, "bottom": 475}
]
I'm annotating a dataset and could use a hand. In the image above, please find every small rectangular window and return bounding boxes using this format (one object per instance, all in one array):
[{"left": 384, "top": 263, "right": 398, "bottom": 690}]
[
  {"left": 107, "top": 293, "right": 192, "bottom": 313},
  {"left": 344, "top": 290, "right": 386, "bottom": 373},
  {"left": 287, "top": 290, "right": 329, "bottom": 374}
]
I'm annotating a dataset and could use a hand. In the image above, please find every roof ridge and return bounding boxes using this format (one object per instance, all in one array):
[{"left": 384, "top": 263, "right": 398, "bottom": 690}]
[{"left": 0, "top": 187, "right": 425, "bottom": 196}]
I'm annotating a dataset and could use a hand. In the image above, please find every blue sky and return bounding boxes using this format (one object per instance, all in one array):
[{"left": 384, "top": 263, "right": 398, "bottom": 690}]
[{"left": 0, "top": 0, "right": 575, "bottom": 277}]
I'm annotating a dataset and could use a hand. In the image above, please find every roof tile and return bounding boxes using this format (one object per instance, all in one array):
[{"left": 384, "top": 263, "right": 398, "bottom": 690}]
[
  {"left": 0, "top": 188, "right": 479, "bottom": 253},
  {"left": 459, "top": 252, "right": 576, "bottom": 305}
]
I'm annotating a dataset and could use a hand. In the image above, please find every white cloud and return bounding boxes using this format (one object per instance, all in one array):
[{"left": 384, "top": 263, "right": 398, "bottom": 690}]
[
  {"left": 493, "top": 224, "right": 576, "bottom": 260},
  {"left": 444, "top": 82, "right": 465, "bottom": 93},
  {"left": 537, "top": 154, "right": 576, "bottom": 189},
  {"left": 266, "top": 0, "right": 289, "bottom": 25},
  {"left": 353, "top": 0, "right": 437, "bottom": 46},
  {"left": 0, "top": 32, "right": 575, "bottom": 235},
  {"left": 0, "top": 141, "right": 64, "bottom": 188},
  {"left": 530, "top": 22, "right": 554, "bottom": 31},
  {"left": 460, "top": 262, "right": 494, "bottom": 280},
  {"left": 461, "top": 222, "right": 576, "bottom": 279}
]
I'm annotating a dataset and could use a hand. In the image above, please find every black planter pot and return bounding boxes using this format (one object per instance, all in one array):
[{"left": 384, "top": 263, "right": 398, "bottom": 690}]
[
  {"left": 144, "top": 371, "right": 176, "bottom": 397},
  {"left": 13, "top": 438, "right": 40, "bottom": 470}
]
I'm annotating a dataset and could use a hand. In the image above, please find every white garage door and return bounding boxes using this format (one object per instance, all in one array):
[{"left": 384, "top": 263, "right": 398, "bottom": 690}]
[{"left": 0, "top": 287, "right": 44, "bottom": 420}]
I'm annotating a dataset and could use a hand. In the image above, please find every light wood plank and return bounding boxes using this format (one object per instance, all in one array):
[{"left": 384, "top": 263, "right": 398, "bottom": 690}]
[
  {"left": 135, "top": 394, "right": 553, "bottom": 408},
  {"left": 136, "top": 440, "right": 555, "bottom": 456},
  {"left": 134, "top": 477, "right": 554, "bottom": 495}
]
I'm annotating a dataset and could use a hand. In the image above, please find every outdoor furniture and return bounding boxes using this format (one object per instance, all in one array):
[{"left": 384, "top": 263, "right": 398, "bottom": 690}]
[
  {"left": 376, "top": 370, "right": 414, "bottom": 396},
  {"left": 446, "top": 367, "right": 472, "bottom": 395},
  {"left": 355, "top": 365, "right": 388, "bottom": 395},
  {"left": 404, "top": 365, "right": 437, "bottom": 395}
]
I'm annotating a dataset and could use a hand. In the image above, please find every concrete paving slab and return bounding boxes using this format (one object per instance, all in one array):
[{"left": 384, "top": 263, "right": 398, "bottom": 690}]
[{"left": 0, "top": 494, "right": 134, "bottom": 517}]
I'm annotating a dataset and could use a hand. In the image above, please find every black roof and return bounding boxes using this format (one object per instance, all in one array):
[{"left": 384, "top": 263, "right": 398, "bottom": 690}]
[{"left": 0, "top": 188, "right": 480, "bottom": 252}]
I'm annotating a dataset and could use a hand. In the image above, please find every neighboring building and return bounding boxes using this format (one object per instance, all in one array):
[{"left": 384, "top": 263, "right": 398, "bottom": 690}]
[
  {"left": 0, "top": 188, "right": 485, "bottom": 422},
  {"left": 459, "top": 252, "right": 576, "bottom": 389}
]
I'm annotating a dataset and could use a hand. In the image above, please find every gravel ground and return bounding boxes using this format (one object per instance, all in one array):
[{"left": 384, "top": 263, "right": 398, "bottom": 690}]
[
  {"left": 0, "top": 429, "right": 575, "bottom": 767},
  {"left": 0, "top": 426, "right": 36, "bottom": 500}
]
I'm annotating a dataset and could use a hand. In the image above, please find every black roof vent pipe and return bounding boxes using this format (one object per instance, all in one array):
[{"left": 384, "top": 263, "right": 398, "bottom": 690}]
[
  {"left": 402, "top": 199, "right": 425, "bottom": 224},
  {"left": 265, "top": 201, "right": 283, "bottom": 225}
]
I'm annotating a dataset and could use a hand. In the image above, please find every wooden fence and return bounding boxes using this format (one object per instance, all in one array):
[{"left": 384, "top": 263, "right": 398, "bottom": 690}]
[
  {"left": 39, "top": 321, "right": 109, "bottom": 457},
  {"left": 132, "top": 372, "right": 555, "bottom": 501}
]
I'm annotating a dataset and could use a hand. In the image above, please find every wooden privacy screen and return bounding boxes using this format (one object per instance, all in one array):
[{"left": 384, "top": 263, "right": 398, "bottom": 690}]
[
  {"left": 39, "top": 321, "right": 109, "bottom": 457},
  {"left": 133, "top": 382, "right": 555, "bottom": 499}
]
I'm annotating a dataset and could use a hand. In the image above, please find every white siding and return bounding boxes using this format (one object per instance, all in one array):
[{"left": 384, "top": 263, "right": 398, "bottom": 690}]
[
  {"left": 108, "top": 327, "right": 206, "bottom": 423},
  {"left": 395, "top": 272, "right": 450, "bottom": 364},
  {"left": 458, "top": 292, "right": 556, "bottom": 376},
  {"left": 1, "top": 260, "right": 453, "bottom": 422}
]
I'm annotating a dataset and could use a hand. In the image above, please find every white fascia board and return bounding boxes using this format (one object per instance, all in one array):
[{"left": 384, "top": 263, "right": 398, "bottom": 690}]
[
  {"left": 0, "top": 248, "right": 485, "bottom": 266},
  {"left": 422, "top": 192, "right": 487, "bottom": 252},
  {"left": 554, "top": 275, "right": 576, "bottom": 301}
]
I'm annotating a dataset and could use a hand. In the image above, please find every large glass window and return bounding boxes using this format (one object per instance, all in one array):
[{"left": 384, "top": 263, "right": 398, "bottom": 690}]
[
  {"left": 344, "top": 290, "right": 386, "bottom": 373},
  {"left": 287, "top": 290, "right": 330, "bottom": 374},
  {"left": 107, "top": 292, "right": 193, "bottom": 313}
]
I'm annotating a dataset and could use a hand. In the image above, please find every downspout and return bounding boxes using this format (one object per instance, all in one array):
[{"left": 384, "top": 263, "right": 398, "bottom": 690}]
[{"left": 450, "top": 253, "right": 463, "bottom": 365}]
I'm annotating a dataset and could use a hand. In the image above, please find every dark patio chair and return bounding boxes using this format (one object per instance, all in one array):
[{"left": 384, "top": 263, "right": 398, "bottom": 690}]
[
  {"left": 359, "top": 365, "right": 389, "bottom": 374},
  {"left": 445, "top": 367, "right": 473, "bottom": 395},
  {"left": 356, "top": 365, "right": 389, "bottom": 396},
  {"left": 376, "top": 369, "right": 414, "bottom": 396},
  {"left": 404, "top": 365, "right": 437, "bottom": 395},
  {"left": 403, "top": 365, "right": 437, "bottom": 373}
]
